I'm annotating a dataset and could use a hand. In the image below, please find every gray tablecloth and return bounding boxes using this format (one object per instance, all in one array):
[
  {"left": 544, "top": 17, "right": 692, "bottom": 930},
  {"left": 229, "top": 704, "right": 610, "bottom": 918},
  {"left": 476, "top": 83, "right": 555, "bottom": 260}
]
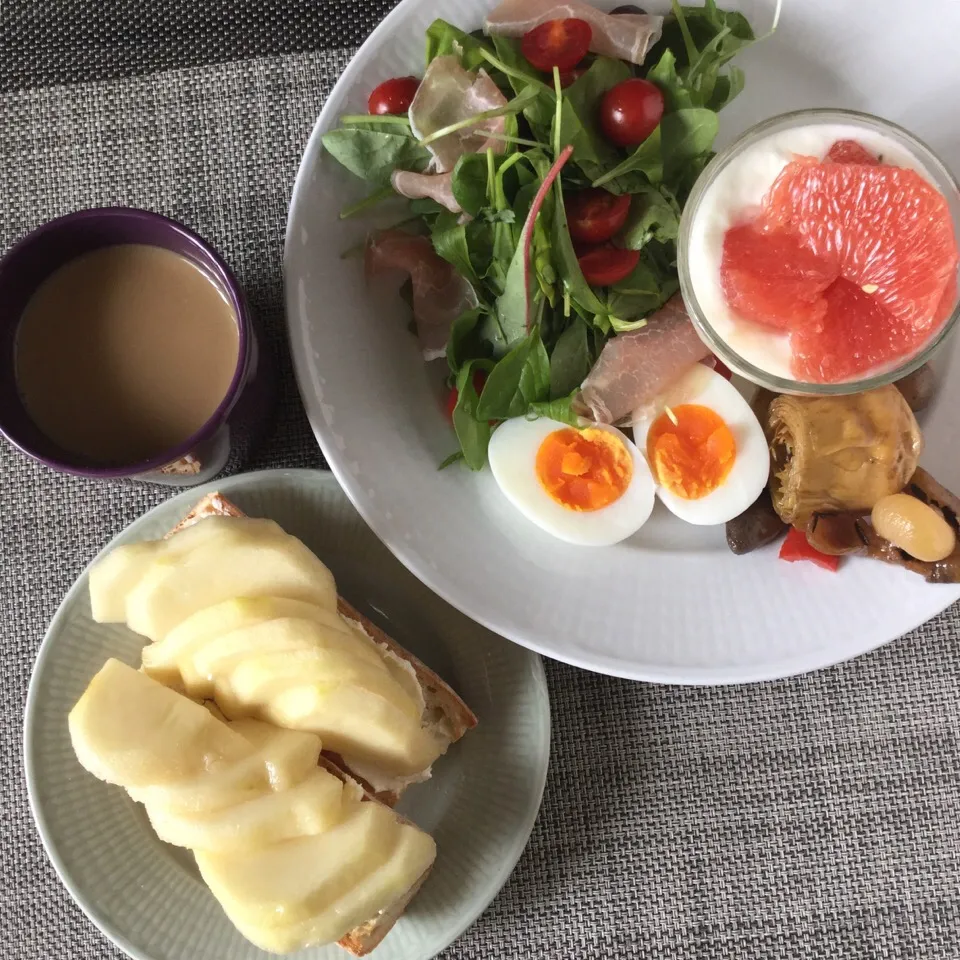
[{"left": 3, "top": 4, "right": 960, "bottom": 958}]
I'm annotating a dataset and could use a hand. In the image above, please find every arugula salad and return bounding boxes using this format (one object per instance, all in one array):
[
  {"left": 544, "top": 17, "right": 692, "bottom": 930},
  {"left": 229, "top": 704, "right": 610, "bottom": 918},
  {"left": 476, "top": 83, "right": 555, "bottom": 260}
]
[{"left": 322, "top": 1, "right": 756, "bottom": 471}]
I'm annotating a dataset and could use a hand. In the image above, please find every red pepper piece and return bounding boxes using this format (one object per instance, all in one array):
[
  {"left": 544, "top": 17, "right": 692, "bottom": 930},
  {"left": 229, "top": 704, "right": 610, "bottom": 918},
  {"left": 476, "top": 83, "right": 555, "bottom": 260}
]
[{"left": 778, "top": 527, "right": 840, "bottom": 572}]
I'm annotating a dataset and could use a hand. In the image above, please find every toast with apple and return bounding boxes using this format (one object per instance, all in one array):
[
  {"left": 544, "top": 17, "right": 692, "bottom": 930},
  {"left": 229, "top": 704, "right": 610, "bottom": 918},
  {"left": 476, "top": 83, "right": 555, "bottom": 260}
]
[
  {"left": 69, "top": 658, "right": 436, "bottom": 956},
  {"left": 163, "top": 491, "right": 477, "bottom": 805}
]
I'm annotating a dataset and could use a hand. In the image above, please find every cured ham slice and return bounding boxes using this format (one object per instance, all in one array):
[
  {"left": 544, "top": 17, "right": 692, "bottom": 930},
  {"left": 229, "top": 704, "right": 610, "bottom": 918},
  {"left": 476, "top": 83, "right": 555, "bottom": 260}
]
[
  {"left": 408, "top": 56, "right": 508, "bottom": 173},
  {"left": 484, "top": 0, "right": 663, "bottom": 66},
  {"left": 391, "top": 170, "right": 461, "bottom": 214},
  {"left": 577, "top": 295, "right": 710, "bottom": 424},
  {"left": 365, "top": 229, "right": 478, "bottom": 361}
]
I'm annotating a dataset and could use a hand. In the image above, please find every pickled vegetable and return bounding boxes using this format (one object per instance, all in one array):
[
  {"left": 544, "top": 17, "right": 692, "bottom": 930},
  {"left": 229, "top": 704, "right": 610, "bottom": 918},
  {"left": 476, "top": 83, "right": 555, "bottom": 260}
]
[{"left": 766, "top": 385, "right": 922, "bottom": 526}]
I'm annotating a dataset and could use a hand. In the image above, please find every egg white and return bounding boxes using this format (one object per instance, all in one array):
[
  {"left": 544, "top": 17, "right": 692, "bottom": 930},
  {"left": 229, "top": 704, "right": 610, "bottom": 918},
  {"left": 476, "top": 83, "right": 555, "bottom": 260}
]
[
  {"left": 487, "top": 417, "right": 656, "bottom": 547},
  {"left": 632, "top": 364, "right": 770, "bottom": 526}
]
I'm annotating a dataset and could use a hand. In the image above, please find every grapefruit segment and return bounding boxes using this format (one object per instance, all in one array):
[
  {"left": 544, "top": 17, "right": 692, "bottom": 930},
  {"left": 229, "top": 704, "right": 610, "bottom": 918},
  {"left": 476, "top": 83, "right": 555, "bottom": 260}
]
[
  {"left": 719, "top": 151, "right": 959, "bottom": 382},
  {"left": 720, "top": 223, "right": 833, "bottom": 331},
  {"left": 760, "top": 161, "right": 957, "bottom": 332},
  {"left": 791, "top": 278, "right": 926, "bottom": 383},
  {"left": 825, "top": 139, "right": 879, "bottom": 164}
]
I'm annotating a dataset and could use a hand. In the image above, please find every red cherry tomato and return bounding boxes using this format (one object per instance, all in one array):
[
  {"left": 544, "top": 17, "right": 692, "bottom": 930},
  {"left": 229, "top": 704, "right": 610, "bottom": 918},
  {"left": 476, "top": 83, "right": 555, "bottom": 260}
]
[
  {"left": 577, "top": 247, "right": 640, "bottom": 287},
  {"left": 521, "top": 18, "right": 592, "bottom": 72},
  {"left": 368, "top": 76, "right": 420, "bottom": 116},
  {"left": 445, "top": 370, "right": 488, "bottom": 421},
  {"left": 558, "top": 65, "right": 588, "bottom": 88},
  {"left": 565, "top": 189, "right": 631, "bottom": 244},
  {"left": 600, "top": 78, "right": 664, "bottom": 148}
]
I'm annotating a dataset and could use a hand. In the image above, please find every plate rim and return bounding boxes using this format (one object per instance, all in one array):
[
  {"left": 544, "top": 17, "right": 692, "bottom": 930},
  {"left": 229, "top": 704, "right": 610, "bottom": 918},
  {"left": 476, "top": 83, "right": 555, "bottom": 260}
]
[
  {"left": 283, "top": 0, "right": 960, "bottom": 685},
  {"left": 23, "top": 467, "right": 551, "bottom": 960}
]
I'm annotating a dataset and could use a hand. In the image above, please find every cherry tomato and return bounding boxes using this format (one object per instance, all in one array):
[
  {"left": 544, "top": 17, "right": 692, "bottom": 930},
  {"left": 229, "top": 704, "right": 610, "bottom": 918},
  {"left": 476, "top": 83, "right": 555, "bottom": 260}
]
[
  {"left": 577, "top": 247, "right": 640, "bottom": 287},
  {"left": 558, "top": 65, "right": 588, "bottom": 88},
  {"left": 445, "top": 370, "right": 488, "bottom": 421},
  {"left": 368, "top": 76, "right": 420, "bottom": 116},
  {"left": 565, "top": 189, "right": 631, "bottom": 244},
  {"left": 521, "top": 19, "right": 592, "bottom": 72},
  {"left": 600, "top": 78, "right": 664, "bottom": 148}
]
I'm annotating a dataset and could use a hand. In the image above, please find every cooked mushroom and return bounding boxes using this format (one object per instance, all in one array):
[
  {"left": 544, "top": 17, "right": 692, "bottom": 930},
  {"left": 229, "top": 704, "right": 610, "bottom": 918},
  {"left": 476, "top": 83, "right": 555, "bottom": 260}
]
[
  {"left": 805, "top": 512, "right": 866, "bottom": 556},
  {"left": 766, "top": 385, "right": 922, "bottom": 526},
  {"left": 726, "top": 489, "right": 786, "bottom": 555}
]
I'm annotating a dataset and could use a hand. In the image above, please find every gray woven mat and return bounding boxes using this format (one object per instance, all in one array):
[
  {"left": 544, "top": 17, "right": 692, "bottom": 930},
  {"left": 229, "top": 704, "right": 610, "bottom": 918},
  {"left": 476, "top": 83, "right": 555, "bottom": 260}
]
[{"left": 2, "top": 9, "right": 960, "bottom": 960}]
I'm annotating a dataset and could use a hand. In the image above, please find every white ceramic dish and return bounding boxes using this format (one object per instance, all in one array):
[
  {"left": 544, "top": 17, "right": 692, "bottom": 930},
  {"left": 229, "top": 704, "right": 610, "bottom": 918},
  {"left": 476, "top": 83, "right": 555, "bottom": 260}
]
[
  {"left": 284, "top": 0, "right": 960, "bottom": 683},
  {"left": 24, "top": 470, "right": 550, "bottom": 960}
]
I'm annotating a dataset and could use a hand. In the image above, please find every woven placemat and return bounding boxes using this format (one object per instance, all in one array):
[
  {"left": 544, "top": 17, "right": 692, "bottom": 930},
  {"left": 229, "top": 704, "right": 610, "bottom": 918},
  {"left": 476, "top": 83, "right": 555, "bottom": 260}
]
[{"left": 2, "top": 5, "right": 960, "bottom": 959}]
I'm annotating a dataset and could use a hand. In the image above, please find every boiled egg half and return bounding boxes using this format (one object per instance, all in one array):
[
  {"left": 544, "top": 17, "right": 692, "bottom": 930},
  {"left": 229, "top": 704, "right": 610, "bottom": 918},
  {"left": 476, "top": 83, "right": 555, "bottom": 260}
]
[
  {"left": 488, "top": 417, "right": 656, "bottom": 546},
  {"left": 632, "top": 363, "right": 769, "bottom": 525}
]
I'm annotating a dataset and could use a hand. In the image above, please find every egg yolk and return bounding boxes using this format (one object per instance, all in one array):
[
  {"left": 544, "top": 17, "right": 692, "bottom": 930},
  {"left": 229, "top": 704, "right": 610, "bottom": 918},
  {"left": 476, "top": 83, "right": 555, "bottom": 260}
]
[
  {"left": 535, "top": 427, "right": 633, "bottom": 512},
  {"left": 646, "top": 404, "right": 736, "bottom": 500}
]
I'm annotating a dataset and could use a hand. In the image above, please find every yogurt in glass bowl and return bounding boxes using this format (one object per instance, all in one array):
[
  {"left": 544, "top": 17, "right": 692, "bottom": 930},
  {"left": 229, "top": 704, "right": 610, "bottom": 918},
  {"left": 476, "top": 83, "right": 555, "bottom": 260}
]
[{"left": 678, "top": 108, "right": 960, "bottom": 395}]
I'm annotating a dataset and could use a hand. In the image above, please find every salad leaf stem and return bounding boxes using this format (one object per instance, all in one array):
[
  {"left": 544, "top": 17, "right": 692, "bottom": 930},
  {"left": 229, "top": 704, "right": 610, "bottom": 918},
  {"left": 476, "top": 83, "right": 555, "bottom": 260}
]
[
  {"left": 482, "top": 131, "right": 543, "bottom": 149},
  {"left": 610, "top": 316, "right": 649, "bottom": 332},
  {"left": 552, "top": 67, "right": 563, "bottom": 160},
  {"left": 670, "top": 0, "right": 700, "bottom": 64},
  {"left": 340, "top": 114, "right": 412, "bottom": 128},
  {"left": 339, "top": 186, "right": 395, "bottom": 219},
  {"left": 478, "top": 46, "right": 548, "bottom": 89},
  {"left": 418, "top": 88, "right": 540, "bottom": 148}
]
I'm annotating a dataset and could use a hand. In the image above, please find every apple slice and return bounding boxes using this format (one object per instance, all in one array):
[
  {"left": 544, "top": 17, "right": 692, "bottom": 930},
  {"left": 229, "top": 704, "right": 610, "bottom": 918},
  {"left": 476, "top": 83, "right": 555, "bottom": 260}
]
[
  {"left": 145, "top": 766, "right": 344, "bottom": 852},
  {"left": 260, "top": 681, "right": 442, "bottom": 777},
  {"left": 193, "top": 801, "right": 405, "bottom": 938},
  {"left": 128, "top": 720, "right": 322, "bottom": 815},
  {"left": 114, "top": 517, "right": 337, "bottom": 641},
  {"left": 141, "top": 596, "right": 362, "bottom": 688},
  {"left": 68, "top": 659, "right": 249, "bottom": 788},
  {"left": 88, "top": 542, "right": 158, "bottom": 622},
  {"left": 218, "top": 644, "right": 417, "bottom": 720},
  {"left": 260, "top": 822, "right": 436, "bottom": 953},
  {"left": 182, "top": 615, "right": 385, "bottom": 700}
]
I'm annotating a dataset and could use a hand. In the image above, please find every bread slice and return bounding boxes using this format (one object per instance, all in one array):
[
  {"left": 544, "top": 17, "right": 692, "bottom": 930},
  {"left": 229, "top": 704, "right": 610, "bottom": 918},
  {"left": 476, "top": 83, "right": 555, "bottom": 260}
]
[
  {"left": 167, "top": 491, "right": 478, "bottom": 806},
  {"left": 164, "top": 492, "right": 476, "bottom": 955}
]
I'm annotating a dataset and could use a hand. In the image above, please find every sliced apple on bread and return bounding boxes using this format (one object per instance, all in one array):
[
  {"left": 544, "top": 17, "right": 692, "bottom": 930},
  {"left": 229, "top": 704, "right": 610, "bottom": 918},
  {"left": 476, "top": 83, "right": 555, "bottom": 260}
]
[{"left": 89, "top": 493, "right": 477, "bottom": 804}]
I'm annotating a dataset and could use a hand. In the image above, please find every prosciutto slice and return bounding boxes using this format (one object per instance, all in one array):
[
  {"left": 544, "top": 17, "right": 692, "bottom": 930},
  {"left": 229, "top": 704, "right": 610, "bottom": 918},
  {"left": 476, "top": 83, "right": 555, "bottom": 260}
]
[
  {"left": 391, "top": 170, "right": 461, "bottom": 214},
  {"left": 485, "top": 0, "right": 663, "bottom": 66},
  {"left": 408, "top": 56, "right": 508, "bottom": 173},
  {"left": 577, "top": 295, "right": 710, "bottom": 424},
  {"left": 365, "top": 229, "right": 478, "bottom": 361}
]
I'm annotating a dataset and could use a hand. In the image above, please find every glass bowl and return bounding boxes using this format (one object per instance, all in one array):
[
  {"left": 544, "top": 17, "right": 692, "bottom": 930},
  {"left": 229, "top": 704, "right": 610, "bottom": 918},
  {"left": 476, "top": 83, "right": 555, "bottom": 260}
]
[{"left": 677, "top": 108, "right": 960, "bottom": 395}]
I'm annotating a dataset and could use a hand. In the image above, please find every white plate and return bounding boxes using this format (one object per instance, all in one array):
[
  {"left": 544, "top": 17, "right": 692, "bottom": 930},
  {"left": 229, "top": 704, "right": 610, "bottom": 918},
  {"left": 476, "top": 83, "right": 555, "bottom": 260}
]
[
  {"left": 24, "top": 470, "right": 550, "bottom": 960},
  {"left": 284, "top": 0, "right": 960, "bottom": 683}
]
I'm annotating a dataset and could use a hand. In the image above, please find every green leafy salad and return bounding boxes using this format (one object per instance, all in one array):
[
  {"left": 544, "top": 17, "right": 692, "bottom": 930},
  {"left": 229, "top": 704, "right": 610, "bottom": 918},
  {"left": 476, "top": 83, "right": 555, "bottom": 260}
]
[{"left": 322, "top": 1, "right": 756, "bottom": 470}]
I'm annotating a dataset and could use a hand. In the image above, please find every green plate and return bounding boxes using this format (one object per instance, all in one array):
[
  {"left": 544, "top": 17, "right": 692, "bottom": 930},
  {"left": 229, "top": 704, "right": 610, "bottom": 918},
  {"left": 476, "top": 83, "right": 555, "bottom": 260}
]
[{"left": 24, "top": 469, "right": 550, "bottom": 960}]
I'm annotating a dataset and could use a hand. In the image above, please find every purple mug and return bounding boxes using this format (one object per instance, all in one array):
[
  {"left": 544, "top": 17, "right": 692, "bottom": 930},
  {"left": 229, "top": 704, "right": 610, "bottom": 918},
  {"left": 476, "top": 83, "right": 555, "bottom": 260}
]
[{"left": 0, "top": 208, "right": 276, "bottom": 486}]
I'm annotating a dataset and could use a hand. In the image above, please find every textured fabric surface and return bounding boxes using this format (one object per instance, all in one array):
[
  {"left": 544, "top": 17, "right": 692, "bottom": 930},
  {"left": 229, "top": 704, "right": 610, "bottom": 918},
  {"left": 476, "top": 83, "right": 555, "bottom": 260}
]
[{"left": 2, "top": 5, "right": 960, "bottom": 960}]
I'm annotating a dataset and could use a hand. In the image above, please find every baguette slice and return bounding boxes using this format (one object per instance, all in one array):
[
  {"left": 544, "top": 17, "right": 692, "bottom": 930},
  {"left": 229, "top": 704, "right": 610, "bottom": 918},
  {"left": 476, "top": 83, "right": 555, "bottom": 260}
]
[{"left": 167, "top": 492, "right": 478, "bottom": 806}]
